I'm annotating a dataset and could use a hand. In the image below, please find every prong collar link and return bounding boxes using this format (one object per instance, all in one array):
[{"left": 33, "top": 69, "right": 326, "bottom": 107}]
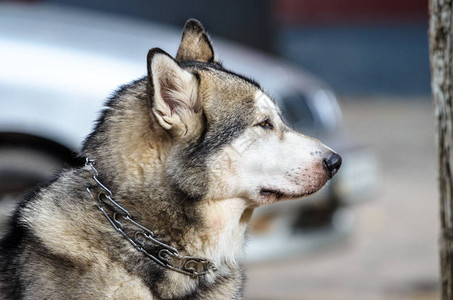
[{"left": 85, "top": 158, "right": 217, "bottom": 277}]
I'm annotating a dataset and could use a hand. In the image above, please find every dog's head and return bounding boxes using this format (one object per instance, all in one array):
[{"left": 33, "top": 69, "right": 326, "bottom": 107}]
[{"left": 146, "top": 19, "right": 341, "bottom": 207}]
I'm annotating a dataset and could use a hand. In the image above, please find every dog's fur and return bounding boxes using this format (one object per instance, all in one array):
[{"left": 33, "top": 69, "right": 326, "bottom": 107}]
[{"left": 0, "top": 20, "right": 340, "bottom": 299}]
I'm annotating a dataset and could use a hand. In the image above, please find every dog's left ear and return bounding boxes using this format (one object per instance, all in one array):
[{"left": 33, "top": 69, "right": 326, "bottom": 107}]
[
  {"left": 176, "top": 19, "right": 214, "bottom": 63},
  {"left": 147, "top": 48, "right": 201, "bottom": 137}
]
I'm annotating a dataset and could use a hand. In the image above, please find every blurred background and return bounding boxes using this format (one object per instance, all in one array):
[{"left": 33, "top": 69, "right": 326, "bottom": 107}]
[{"left": 0, "top": 0, "right": 436, "bottom": 299}]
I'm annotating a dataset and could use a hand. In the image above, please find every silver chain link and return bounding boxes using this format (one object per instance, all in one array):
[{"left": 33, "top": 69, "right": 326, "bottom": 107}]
[{"left": 85, "top": 158, "right": 217, "bottom": 277}]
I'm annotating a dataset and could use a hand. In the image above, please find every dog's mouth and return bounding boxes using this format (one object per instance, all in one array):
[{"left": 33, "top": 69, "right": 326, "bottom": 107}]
[
  {"left": 259, "top": 188, "right": 286, "bottom": 199},
  {"left": 259, "top": 188, "right": 309, "bottom": 203},
  {"left": 257, "top": 171, "right": 331, "bottom": 205}
]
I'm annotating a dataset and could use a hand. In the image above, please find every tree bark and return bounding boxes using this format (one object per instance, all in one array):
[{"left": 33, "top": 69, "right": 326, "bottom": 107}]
[{"left": 429, "top": 0, "right": 453, "bottom": 299}]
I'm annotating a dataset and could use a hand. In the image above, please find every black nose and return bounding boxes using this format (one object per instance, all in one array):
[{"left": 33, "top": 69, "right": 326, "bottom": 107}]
[{"left": 323, "top": 153, "right": 342, "bottom": 178}]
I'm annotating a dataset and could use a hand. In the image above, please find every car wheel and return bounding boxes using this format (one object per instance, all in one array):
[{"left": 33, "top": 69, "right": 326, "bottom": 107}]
[{"left": 0, "top": 147, "right": 65, "bottom": 235}]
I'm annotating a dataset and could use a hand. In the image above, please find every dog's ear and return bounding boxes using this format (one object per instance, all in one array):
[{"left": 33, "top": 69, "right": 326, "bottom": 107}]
[
  {"left": 147, "top": 48, "right": 201, "bottom": 136},
  {"left": 176, "top": 19, "right": 214, "bottom": 63}
]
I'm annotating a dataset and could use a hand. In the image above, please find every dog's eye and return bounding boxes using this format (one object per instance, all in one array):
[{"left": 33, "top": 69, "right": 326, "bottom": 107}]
[{"left": 256, "top": 119, "right": 274, "bottom": 130}]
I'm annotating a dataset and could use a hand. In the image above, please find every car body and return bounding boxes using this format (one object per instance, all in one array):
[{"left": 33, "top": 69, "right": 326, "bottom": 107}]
[{"left": 0, "top": 3, "right": 378, "bottom": 260}]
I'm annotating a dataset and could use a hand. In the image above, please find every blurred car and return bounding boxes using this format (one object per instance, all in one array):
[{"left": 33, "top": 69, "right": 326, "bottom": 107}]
[{"left": 0, "top": 3, "right": 378, "bottom": 260}]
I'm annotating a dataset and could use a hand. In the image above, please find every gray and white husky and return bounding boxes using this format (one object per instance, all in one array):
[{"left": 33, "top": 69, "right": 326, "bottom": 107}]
[{"left": 0, "top": 19, "right": 341, "bottom": 299}]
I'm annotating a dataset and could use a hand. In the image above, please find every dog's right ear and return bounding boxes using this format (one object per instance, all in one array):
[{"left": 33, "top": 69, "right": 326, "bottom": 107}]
[
  {"left": 147, "top": 48, "right": 201, "bottom": 137},
  {"left": 176, "top": 19, "right": 214, "bottom": 63}
]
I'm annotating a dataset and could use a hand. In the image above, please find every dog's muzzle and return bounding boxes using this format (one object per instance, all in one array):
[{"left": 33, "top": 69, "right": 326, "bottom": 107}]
[{"left": 323, "top": 153, "right": 342, "bottom": 178}]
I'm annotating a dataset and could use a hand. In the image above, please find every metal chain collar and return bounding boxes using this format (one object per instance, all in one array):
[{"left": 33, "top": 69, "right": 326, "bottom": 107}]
[{"left": 85, "top": 158, "right": 217, "bottom": 277}]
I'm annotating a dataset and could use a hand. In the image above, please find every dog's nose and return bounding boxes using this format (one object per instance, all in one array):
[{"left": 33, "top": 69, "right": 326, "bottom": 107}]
[{"left": 323, "top": 153, "right": 342, "bottom": 178}]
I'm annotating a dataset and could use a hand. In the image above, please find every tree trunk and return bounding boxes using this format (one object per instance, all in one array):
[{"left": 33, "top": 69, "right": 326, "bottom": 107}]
[{"left": 429, "top": 0, "right": 453, "bottom": 299}]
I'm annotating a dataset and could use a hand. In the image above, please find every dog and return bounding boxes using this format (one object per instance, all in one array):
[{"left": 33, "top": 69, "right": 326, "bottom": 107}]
[{"left": 0, "top": 19, "right": 341, "bottom": 299}]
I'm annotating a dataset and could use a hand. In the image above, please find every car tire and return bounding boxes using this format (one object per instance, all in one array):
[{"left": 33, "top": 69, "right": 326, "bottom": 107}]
[{"left": 0, "top": 147, "right": 65, "bottom": 235}]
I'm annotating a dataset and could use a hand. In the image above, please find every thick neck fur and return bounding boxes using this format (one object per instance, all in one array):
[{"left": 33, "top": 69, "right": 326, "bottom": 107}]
[{"left": 82, "top": 78, "right": 251, "bottom": 297}]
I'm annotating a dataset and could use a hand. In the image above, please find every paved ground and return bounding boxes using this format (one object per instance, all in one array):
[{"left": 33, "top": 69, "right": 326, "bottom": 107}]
[{"left": 245, "top": 98, "right": 439, "bottom": 300}]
